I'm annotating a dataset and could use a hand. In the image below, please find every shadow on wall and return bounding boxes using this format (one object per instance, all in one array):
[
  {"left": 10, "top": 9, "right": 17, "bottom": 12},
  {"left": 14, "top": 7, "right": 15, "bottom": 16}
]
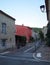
[{"left": 15, "top": 35, "right": 27, "bottom": 49}]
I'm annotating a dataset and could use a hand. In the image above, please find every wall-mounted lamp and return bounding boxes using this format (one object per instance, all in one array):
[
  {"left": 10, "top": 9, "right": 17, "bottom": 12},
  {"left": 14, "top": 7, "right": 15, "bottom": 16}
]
[{"left": 40, "top": 5, "right": 45, "bottom": 13}]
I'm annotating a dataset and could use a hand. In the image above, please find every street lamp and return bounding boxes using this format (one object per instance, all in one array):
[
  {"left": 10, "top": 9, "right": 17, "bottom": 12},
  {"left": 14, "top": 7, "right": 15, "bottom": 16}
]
[
  {"left": 40, "top": 5, "right": 45, "bottom": 13},
  {"left": 40, "top": 4, "right": 50, "bottom": 46}
]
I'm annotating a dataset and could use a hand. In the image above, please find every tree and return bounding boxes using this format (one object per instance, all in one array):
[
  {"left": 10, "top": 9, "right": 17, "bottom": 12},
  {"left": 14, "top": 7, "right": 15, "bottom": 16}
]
[
  {"left": 39, "top": 31, "right": 44, "bottom": 41},
  {"left": 29, "top": 36, "right": 35, "bottom": 42}
]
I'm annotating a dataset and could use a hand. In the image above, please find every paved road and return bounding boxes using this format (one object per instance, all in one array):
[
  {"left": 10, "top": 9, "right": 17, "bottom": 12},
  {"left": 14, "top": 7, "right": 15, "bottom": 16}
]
[
  {"left": 0, "top": 56, "right": 50, "bottom": 65},
  {"left": 0, "top": 41, "right": 50, "bottom": 65},
  {"left": 15, "top": 40, "right": 42, "bottom": 53}
]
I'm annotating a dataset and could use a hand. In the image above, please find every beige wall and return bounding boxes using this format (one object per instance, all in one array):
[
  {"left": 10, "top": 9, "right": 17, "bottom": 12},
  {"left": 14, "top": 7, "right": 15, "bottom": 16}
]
[
  {"left": 0, "top": 13, "right": 16, "bottom": 50},
  {"left": 32, "top": 30, "right": 39, "bottom": 40}
]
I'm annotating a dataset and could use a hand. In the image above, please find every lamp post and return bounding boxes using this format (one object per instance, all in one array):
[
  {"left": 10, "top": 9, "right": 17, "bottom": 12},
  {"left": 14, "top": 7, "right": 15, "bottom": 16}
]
[
  {"left": 40, "top": 5, "right": 45, "bottom": 13},
  {"left": 40, "top": 5, "right": 50, "bottom": 46}
]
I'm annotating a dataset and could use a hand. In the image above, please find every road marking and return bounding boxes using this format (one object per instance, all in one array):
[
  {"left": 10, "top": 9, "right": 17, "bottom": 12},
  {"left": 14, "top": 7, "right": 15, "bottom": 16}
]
[
  {"left": 33, "top": 53, "right": 50, "bottom": 62},
  {"left": 33, "top": 53, "right": 42, "bottom": 61},
  {"left": 0, "top": 51, "right": 10, "bottom": 55},
  {"left": 0, "top": 55, "right": 50, "bottom": 62},
  {"left": 24, "top": 46, "right": 34, "bottom": 53}
]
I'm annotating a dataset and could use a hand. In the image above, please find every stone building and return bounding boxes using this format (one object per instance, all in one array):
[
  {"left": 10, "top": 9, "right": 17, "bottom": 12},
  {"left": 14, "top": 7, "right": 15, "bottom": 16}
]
[
  {"left": 45, "top": 0, "right": 50, "bottom": 41},
  {"left": 0, "top": 10, "right": 16, "bottom": 51},
  {"left": 42, "top": 26, "right": 47, "bottom": 38},
  {"left": 15, "top": 25, "right": 32, "bottom": 43},
  {"left": 32, "top": 30, "right": 39, "bottom": 40}
]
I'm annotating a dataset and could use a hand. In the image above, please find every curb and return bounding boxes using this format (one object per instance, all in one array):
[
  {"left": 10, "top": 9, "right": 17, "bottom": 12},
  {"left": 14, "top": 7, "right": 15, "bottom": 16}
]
[
  {"left": 33, "top": 53, "right": 50, "bottom": 62},
  {"left": 0, "top": 51, "right": 10, "bottom": 55}
]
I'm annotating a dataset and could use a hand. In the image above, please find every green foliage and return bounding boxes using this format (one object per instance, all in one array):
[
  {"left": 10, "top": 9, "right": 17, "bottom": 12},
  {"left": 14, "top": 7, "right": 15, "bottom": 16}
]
[
  {"left": 46, "top": 38, "right": 50, "bottom": 47},
  {"left": 20, "top": 36, "right": 26, "bottom": 46},
  {"left": 16, "top": 35, "right": 27, "bottom": 48},
  {"left": 32, "top": 28, "right": 42, "bottom": 33},
  {"left": 29, "top": 36, "right": 35, "bottom": 42},
  {"left": 39, "top": 31, "right": 44, "bottom": 41}
]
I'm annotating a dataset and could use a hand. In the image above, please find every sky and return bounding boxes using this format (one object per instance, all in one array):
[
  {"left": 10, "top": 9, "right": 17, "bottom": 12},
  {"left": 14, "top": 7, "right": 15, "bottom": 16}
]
[{"left": 0, "top": 0, "right": 48, "bottom": 28}]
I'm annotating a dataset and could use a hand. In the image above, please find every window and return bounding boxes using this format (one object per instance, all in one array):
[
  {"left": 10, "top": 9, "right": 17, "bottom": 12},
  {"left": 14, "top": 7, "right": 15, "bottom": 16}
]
[
  {"left": 1, "top": 39, "right": 6, "bottom": 47},
  {"left": 2, "top": 23, "right": 6, "bottom": 34}
]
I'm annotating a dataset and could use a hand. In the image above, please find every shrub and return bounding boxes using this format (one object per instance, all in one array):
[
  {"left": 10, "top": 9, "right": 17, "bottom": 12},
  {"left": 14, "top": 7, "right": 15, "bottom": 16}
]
[
  {"left": 29, "top": 36, "right": 35, "bottom": 42},
  {"left": 21, "top": 36, "right": 26, "bottom": 46},
  {"left": 39, "top": 31, "right": 44, "bottom": 41},
  {"left": 46, "top": 38, "right": 50, "bottom": 47}
]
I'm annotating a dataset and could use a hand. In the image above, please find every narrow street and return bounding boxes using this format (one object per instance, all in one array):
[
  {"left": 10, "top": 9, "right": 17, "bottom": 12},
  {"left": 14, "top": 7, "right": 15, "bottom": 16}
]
[
  {"left": 0, "top": 0, "right": 50, "bottom": 65},
  {"left": 0, "top": 41, "right": 50, "bottom": 65}
]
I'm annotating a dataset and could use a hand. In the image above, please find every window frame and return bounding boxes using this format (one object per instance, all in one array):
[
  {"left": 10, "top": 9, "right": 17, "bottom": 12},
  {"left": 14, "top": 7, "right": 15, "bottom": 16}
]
[
  {"left": 1, "top": 39, "right": 6, "bottom": 47},
  {"left": 2, "top": 23, "right": 6, "bottom": 34}
]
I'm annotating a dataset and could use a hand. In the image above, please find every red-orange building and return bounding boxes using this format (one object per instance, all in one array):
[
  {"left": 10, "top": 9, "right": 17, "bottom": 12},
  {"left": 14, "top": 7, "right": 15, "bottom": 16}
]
[{"left": 15, "top": 25, "right": 32, "bottom": 43}]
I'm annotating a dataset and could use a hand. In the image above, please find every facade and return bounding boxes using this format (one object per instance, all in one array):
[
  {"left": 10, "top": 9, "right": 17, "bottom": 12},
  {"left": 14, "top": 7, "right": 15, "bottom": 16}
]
[
  {"left": 45, "top": 0, "right": 50, "bottom": 21},
  {"left": 45, "top": 0, "right": 50, "bottom": 39},
  {"left": 42, "top": 26, "right": 47, "bottom": 38},
  {"left": 45, "top": 0, "right": 50, "bottom": 28},
  {"left": 0, "top": 10, "right": 16, "bottom": 50},
  {"left": 32, "top": 30, "right": 39, "bottom": 40},
  {"left": 15, "top": 25, "right": 32, "bottom": 43}
]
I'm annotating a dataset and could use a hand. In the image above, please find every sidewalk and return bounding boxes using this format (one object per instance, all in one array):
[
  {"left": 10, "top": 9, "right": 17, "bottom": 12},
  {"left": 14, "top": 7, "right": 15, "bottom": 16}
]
[
  {"left": 0, "top": 42, "right": 34, "bottom": 53},
  {"left": 34, "top": 43, "right": 50, "bottom": 62}
]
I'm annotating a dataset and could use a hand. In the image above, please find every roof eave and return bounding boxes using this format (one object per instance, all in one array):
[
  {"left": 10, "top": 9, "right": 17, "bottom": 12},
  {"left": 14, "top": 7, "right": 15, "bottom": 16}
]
[{"left": 0, "top": 10, "right": 16, "bottom": 21}]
